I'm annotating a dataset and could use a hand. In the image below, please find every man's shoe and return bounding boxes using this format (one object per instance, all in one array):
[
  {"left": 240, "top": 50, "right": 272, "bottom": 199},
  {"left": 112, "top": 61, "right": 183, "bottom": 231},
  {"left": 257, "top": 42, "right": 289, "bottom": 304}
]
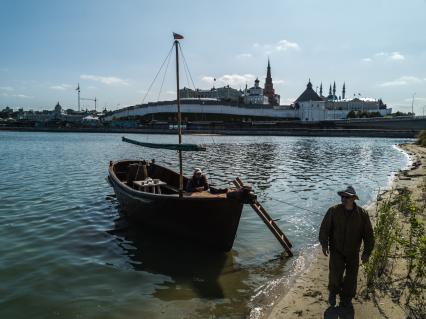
[{"left": 328, "top": 293, "right": 336, "bottom": 307}]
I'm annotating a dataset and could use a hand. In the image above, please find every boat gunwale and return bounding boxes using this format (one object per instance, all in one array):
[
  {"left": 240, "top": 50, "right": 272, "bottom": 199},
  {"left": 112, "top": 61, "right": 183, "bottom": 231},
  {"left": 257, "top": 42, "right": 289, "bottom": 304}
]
[{"left": 108, "top": 160, "right": 232, "bottom": 202}]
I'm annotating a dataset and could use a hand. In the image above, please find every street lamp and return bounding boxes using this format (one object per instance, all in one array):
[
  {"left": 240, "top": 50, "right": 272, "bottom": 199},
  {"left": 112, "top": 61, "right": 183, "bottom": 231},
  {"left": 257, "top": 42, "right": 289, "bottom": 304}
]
[{"left": 411, "top": 92, "right": 416, "bottom": 116}]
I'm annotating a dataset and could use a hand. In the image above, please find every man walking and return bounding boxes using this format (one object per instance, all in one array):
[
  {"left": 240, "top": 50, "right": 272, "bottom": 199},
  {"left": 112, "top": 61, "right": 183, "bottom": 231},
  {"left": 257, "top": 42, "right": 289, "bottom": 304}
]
[{"left": 319, "top": 186, "right": 374, "bottom": 308}]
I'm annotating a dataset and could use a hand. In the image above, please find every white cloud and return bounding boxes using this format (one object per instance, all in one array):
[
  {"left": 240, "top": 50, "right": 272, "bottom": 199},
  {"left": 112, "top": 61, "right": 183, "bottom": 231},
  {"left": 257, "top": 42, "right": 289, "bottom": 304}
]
[
  {"left": 166, "top": 90, "right": 176, "bottom": 95},
  {"left": 0, "top": 86, "right": 14, "bottom": 91},
  {"left": 236, "top": 53, "right": 252, "bottom": 59},
  {"left": 276, "top": 39, "right": 300, "bottom": 51},
  {"left": 379, "top": 76, "right": 422, "bottom": 87},
  {"left": 389, "top": 52, "right": 405, "bottom": 61},
  {"left": 49, "top": 84, "right": 73, "bottom": 90},
  {"left": 1, "top": 92, "right": 32, "bottom": 98},
  {"left": 80, "top": 74, "right": 129, "bottom": 86},
  {"left": 253, "top": 39, "right": 300, "bottom": 55},
  {"left": 374, "top": 52, "right": 386, "bottom": 57},
  {"left": 14, "top": 94, "right": 32, "bottom": 99},
  {"left": 273, "top": 79, "right": 286, "bottom": 85},
  {"left": 202, "top": 74, "right": 256, "bottom": 87},
  {"left": 368, "top": 51, "right": 405, "bottom": 62}
]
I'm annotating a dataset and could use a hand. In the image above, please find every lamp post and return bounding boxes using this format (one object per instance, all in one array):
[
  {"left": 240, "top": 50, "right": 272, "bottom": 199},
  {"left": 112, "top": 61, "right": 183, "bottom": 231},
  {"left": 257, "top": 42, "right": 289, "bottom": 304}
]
[{"left": 411, "top": 92, "right": 416, "bottom": 117}]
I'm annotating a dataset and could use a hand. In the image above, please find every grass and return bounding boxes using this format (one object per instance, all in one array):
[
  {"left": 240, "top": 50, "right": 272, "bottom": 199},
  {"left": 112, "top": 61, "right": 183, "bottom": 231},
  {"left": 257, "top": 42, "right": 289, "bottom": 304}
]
[
  {"left": 416, "top": 130, "right": 426, "bottom": 147},
  {"left": 363, "top": 181, "right": 426, "bottom": 318}
]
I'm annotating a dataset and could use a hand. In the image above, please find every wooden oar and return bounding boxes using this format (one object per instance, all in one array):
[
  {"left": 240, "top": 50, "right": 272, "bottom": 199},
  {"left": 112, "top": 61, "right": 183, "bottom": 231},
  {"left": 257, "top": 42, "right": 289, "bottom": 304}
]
[{"left": 233, "top": 177, "right": 293, "bottom": 257}]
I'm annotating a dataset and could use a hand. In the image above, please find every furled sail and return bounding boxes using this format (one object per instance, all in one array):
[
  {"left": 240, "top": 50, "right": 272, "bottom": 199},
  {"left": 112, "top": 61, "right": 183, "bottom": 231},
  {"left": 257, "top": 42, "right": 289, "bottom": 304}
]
[{"left": 122, "top": 137, "right": 206, "bottom": 151}]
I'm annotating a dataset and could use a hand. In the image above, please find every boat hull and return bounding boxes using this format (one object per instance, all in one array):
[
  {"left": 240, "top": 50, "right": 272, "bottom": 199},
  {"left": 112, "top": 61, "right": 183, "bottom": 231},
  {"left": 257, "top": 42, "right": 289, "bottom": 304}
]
[{"left": 108, "top": 161, "right": 245, "bottom": 251}]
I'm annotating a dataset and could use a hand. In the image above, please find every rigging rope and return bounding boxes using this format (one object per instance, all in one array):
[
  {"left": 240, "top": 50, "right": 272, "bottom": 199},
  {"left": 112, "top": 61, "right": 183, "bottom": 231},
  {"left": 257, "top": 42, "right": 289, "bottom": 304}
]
[
  {"left": 141, "top": 44, "right": 174, "bottom": 104},
  {"left": 179, "top": 43, "right": 197, "bottom": 90},
  {"left": 157, "top": 47, "right": 173, "bottom": 101},
  {"left": 262, "top": 195, "right": 322, "bottom": 215}
]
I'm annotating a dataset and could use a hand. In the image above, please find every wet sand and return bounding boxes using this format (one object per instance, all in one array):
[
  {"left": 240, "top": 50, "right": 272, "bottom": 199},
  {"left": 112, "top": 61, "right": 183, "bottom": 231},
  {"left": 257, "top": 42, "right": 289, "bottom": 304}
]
[{"left": 266, "top": 143, "right": 426, "bottom": 319}]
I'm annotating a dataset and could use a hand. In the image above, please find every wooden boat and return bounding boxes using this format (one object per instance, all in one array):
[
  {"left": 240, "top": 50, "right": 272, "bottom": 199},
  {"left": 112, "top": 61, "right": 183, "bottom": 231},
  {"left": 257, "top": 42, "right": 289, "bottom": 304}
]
[
  {"left": 108, "top": 159, "right": 251, "bottom": 251},
  {"left": 107, "top": 33, "right": 293, "bottom": 255}
]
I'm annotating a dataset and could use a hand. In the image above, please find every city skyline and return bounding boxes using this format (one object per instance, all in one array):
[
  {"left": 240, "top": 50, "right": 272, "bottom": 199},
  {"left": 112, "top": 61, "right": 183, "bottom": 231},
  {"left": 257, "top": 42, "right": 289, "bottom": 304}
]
[{"left": 1, "top": 0, "right": 425, "bottom": 114}]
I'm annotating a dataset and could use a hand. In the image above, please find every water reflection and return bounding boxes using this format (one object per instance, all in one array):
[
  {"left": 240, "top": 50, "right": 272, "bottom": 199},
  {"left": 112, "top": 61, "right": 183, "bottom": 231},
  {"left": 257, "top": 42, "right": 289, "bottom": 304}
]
[{"left": 109, "top": 216, "right": 250, "bottom": 302}]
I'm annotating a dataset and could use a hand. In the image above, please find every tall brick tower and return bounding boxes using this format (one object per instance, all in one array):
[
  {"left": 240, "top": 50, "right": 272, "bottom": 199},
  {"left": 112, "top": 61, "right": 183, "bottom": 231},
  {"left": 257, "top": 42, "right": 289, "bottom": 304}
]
[{"left": 263, "top": 59, "right": 277, "bottom": 105}]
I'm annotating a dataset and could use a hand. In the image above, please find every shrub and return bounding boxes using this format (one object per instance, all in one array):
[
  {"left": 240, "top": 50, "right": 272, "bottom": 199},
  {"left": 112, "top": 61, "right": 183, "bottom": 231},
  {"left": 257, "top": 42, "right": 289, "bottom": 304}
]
[{"left": 416, "top": 130, "right": 426, "bottom": 147}]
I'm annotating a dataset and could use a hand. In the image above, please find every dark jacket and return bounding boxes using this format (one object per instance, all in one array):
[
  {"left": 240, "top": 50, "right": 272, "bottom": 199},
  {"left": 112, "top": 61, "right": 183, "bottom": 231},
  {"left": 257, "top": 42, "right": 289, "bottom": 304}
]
[
  {"left": 319, "top": 203, "right": 374, "bottom": 258},
  {"left": 186, "top": 175, "right": 209, "bottom": 192}
]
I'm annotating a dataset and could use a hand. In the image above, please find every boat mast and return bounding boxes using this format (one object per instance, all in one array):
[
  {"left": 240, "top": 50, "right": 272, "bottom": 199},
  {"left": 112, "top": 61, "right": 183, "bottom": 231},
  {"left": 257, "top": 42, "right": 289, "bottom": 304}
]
[{"left": 174, "top": 36, "right": 184, "bottom": 197}]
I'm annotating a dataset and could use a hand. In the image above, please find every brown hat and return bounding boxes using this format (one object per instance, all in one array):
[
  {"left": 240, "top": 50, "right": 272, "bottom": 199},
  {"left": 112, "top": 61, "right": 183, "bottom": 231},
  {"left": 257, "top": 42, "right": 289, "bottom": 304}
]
[{"left": 338, "top": 186, "right": 359, "bottom": 200}]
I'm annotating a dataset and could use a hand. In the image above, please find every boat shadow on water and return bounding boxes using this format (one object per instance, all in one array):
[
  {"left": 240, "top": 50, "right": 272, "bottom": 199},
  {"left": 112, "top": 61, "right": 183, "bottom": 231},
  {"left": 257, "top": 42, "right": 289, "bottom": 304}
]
[{"left": 107, "top": 211, "right": 250, "bottom": 301}]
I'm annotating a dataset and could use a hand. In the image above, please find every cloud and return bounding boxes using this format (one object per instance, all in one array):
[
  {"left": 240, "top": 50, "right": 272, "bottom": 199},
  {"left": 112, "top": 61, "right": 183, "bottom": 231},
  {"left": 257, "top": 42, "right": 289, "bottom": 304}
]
[
  {"left": 236, "top": 53, "right": 252, "bottom": 59},
  {"left": 0, "top": 86, "right": 14, "bottom": 91},
  {"left": 166, "top": 90, "right": 176, "bottom": 95},
  {"left": 80, "top": 74, "right": 129, "bottom": 86},
  {"left": 253, "top": 39, "right": 300, "bottom": 55},
  {"left": 389, "top": 52, "right": 405, "bottom": 60},
  {"left": 273, "top": 79, "right": 286, "bottom": 85},
  {"left": 379, "top": 76, "right": 423, "bottom": 87},
  {"left": 276, "top": 40, "right": 300, "bottom": 51},
  {"left": 14, "top": 94, "right": 32, "bottom": 99},
  {"left": 368, "top": 51, "right": 405, "bottom": 62},
  {"left": 201, "top": 74, "right": 256, "bottom": 87},
  {"left": 2, "top": 92, "right": 32, "bottom": 98},
  {"left": 49, "top": 84, "right": 73, "bottom": 90}
]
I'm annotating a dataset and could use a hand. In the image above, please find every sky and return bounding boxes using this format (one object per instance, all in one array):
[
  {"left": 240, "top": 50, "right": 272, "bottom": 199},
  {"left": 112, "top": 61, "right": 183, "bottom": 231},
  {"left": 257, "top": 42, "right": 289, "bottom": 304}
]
[{"left": 0, "top": 0, "right": 425, "bottom": 114}]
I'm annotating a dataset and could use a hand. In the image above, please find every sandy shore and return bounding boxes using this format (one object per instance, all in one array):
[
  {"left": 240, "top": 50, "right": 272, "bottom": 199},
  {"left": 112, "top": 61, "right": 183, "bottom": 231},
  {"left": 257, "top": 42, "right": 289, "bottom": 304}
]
[{"left": 266, "top": 143, "right": 426, "bottom": 319}]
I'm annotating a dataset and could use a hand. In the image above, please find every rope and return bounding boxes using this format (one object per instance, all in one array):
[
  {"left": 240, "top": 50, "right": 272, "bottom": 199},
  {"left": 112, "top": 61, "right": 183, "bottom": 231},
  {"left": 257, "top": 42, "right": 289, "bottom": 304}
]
[
  {"left": 263, "top": 195, "right": 323, "bottom": 215},
  {"left": 157, "top": 47, "right": 173, "bottom": 101},
  {"left": 141, "top": 44, "right": 174, "bottom": 104},
  {"left": 179, "top": 43, "right": 197, "bottom": 90}
]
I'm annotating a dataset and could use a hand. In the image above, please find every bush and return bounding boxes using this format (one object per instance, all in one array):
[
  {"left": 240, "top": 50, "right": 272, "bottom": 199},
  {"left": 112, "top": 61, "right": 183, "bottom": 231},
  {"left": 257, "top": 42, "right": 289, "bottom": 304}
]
[{"left": 416, "top": 130, "right": 426, "bottom": 147}]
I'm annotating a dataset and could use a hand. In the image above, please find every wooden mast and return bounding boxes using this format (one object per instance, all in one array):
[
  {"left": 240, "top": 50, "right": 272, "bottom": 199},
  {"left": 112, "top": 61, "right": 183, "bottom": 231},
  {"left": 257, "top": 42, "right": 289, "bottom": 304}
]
[{"left": 174, "top": 37, "right": 184, "bottom": 197}]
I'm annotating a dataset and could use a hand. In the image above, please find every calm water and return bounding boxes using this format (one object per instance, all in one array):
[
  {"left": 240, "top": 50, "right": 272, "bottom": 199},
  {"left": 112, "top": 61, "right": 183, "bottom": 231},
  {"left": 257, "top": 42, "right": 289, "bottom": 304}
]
[{"left": 0, "top": 132, "right": 410, "bottom": 319}]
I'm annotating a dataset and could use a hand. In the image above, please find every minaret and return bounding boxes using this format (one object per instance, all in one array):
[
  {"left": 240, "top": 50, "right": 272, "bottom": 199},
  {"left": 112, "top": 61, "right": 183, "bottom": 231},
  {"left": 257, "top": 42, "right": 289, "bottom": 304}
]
[
  {"left": 329, "top": 84, "right": 332, "bottom": 96},
  {"left": 342, "top": 82, "right": 346, "bottom": 100},
  {"left": 319, "top": 82, "right": 323, "bottom": 97},
  {"left": 263, "top": 58, "right": 277, "bottom": 105},
  {"left": 333, "top": 81, "right": 336, "bottom": 99}
]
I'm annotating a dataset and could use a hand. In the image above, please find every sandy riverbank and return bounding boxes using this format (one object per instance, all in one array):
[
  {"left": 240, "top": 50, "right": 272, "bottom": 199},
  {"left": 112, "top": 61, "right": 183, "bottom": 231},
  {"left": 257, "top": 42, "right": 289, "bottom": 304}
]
[{"left": 266, "top": 143, "right": 426, "bottom": 319}]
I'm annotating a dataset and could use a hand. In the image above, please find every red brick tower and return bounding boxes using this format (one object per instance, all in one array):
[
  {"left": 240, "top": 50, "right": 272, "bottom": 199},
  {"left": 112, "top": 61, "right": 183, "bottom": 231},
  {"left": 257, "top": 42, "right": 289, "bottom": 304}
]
[{"left": 263, "top": 59, "right": 277, "bottom": 105}]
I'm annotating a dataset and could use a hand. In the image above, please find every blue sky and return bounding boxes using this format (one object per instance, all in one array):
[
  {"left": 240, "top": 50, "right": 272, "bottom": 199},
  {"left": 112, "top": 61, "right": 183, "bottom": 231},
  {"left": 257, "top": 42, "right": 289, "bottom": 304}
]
[{"left": 1, "top": 0, "right": 425, "bottom": 114}]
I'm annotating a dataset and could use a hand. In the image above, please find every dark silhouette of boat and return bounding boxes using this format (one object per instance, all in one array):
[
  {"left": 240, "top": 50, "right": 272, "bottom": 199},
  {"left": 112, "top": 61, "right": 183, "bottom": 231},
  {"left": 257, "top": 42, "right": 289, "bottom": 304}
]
[{"left": 108, "top": 159, "right": 250, "bottom": 251}]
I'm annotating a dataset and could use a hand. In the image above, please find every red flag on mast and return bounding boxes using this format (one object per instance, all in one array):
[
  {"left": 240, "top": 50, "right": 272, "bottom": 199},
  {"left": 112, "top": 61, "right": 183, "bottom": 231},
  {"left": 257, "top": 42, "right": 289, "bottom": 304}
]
[{"left": 173, "top": 32, "right": 184, "bottom": 40}]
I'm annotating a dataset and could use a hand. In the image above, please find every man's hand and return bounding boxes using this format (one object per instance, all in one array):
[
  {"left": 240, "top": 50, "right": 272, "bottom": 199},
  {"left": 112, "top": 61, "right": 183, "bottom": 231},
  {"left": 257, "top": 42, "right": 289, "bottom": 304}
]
[
  {"left": 361, "top": 254, "right": 369, "bottom": 264},
  {"left": 322, "top": 246, "right": 329, "bottom": 256}
]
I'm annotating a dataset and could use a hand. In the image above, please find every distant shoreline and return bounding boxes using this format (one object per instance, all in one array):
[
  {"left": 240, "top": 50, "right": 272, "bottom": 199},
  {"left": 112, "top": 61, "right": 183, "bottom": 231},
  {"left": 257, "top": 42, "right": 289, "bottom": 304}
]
[{"left": 0, "top": 126, "right": 418, "bottom": 138}]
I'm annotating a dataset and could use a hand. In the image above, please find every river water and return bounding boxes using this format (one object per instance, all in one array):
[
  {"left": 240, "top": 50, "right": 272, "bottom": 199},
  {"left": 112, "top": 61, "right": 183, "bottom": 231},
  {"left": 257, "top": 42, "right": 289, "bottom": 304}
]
[{"left": 0, "top": 132, "right": 410, "bottom": 318}]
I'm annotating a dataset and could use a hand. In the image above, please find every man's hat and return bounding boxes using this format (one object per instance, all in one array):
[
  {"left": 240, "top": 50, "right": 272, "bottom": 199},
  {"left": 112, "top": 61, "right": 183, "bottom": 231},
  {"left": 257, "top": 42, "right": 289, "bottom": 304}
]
[
  {"left": 193, "top": 168, "right": 202, "bottom": 175},
  {"left": 338, "top": 186, "right": 359, "bottom": 200}
]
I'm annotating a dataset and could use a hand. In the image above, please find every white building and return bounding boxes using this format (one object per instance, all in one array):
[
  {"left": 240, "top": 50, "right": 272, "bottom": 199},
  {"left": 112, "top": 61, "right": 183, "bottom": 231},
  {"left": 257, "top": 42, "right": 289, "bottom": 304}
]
[{"left": 244, "top": 78, "right": 269, "bottom": 105}]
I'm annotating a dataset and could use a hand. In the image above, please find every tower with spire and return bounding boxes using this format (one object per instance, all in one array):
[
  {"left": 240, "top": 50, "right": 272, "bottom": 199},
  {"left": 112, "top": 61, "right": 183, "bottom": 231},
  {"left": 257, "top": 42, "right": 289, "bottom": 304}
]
[
  {"left": 319, "top": 83, "right": 323, "bottom": 97},
  {"left": 342, "top": 82, "right": 346, "bottom": 100},
  {"left": 263, "top": 59, "right": 279, "bottom": 105},
  {"left": 332, "top": 81, "right": 336, "bottom": 98}
]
